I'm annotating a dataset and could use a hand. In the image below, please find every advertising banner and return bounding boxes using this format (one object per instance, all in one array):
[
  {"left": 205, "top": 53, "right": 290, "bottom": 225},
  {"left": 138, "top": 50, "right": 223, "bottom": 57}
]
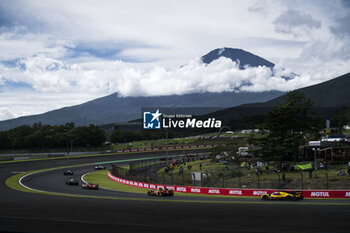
[{"left": 108, "top": 172, "right": 350, "bottom": 199}]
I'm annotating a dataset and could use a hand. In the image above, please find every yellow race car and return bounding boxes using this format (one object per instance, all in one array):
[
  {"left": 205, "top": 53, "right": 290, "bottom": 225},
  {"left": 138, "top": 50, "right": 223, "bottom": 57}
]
[{"left": 261, "top": 191, "right": 303, "bottom": 201}]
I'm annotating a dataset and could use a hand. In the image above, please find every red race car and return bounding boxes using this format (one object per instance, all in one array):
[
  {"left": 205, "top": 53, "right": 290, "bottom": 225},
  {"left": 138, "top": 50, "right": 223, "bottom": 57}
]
[
  {"left": 147, "top": 188, "right": 174, "bottom": 196},
  {"left": 81, "top": 183, "right": 99, "bottom": 190}
]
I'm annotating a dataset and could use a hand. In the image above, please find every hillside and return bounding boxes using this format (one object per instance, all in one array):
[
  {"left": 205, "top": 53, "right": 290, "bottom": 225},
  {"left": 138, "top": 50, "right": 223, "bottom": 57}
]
[
  {"left": 205, "top": 72, "right": 350, "bottom": 124},
  {"left": 0, "top": 91, "right": 284, "bottom": 130}
]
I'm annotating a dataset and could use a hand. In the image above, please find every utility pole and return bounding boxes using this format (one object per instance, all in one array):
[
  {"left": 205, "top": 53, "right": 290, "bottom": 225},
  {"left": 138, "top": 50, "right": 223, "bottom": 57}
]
[
  {"left": 313, "top": 148, "right": 319, "bottom": 177},
  {"left": 165, "top": 129, "right": 168, "bottom": 166}
]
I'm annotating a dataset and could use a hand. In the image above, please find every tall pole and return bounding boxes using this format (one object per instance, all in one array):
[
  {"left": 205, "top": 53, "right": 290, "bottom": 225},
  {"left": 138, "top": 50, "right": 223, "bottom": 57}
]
[
  {"left": 313, "top": 148, "right": 318, "bottom": 177},
  {"left": 166, "top": 129, "right": 168, "bottom": 165}
]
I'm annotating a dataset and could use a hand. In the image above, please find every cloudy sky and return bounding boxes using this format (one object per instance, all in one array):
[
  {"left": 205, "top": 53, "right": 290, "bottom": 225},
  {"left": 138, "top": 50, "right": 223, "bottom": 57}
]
[{"left": 0, "top": 0, "right": 349, "bottom": 121}]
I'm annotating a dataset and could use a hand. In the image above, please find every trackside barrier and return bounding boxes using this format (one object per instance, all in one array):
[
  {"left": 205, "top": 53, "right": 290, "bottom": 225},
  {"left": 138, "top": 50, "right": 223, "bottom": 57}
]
[
  {"left": 107, "top": 172, "right": 350, "bottom": 199},
  {"left": 114, "top": 144, "right": 217, "bottom": 154}
]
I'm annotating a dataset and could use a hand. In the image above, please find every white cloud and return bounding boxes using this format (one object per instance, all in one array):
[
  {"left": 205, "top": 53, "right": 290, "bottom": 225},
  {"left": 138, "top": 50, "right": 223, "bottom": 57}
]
[
  {"left": 0, "top": 107, "right": 18, "bottom": 120},
  {"left": 0, "top": 0, "right": 350, "bottom": 121},
  {"left": 0, "top": 90, "right": 105, "bottom": 121},
  {"left": 1, "top": 54, "right": 343, "bottom": 99}
]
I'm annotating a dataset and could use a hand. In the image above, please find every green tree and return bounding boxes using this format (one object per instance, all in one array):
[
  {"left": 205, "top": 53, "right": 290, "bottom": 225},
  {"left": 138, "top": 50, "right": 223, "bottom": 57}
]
[
  {"left": 259, "top": 91, "right": 319, "bottom": 161},
  {"left": 0, "top": 131, "right": 11, "bottom": 150},
  {"left": 331, "top": 106, "right": 350, "bottom": 134}
]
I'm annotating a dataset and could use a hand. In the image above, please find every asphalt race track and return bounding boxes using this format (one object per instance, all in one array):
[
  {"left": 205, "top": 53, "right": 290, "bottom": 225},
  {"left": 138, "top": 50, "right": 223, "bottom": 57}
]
[{"left": 1, "top": 150, "right": 350, "bottom": 233}]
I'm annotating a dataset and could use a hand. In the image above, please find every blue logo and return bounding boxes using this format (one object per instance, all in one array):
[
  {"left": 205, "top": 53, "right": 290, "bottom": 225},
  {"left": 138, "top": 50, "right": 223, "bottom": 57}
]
[{"left": 143, "top": 109, "right": 162, "bottom": 129}]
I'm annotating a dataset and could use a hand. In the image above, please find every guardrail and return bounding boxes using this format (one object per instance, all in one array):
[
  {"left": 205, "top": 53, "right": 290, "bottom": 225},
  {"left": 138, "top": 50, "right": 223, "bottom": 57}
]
[
  {"left": 107, "top": 172, "right": 350, "bottom": 198},
  {"left": 0, "top": 145, "right": 216, "bottom": 162},
  {"left": 114, "top": 144, "right": 216, "bottom": 153}
]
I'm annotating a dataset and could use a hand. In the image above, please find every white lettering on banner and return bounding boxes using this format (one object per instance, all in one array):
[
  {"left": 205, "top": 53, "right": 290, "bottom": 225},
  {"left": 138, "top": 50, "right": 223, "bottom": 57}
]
[
  {"left": 253, "top": 191, "right": 267, "bottom": 195},
  {"left": 150, "top": 185, "right": 156, "bottom": 189},
  {"left": 208, "top": 189, "right": 220, "bottom": 194},
  {"left": 229, "top": 190, "right": 243, "bottom": 195},
  {"left": 157, "top": 186, "right": 164, "bottom": 189},
  {"left": 130, "top": 181, "right": 133, "bottom": 185},
  {"left": 144, "top": 184, "right": 149, "bottom": 188},
  {"left": 177, "top": 187, "right": 187, "bottom": 192},
  {"left": 134, "top": 182, "right": 138, "bottom": 186},
  {"left": 346, "top": 192, "right": 350, "bottom": 197},
  {"left": 139, "top": 183, "right": 143, "bottom": 187},
  {"left": 166, "top": 186, "right": 175, "bottom": 190},
  {"left": 126, "top": 181, "right": 129, "bottom": 184},
  {"left": 311, "top": 192, "right": 329, "bottom": 197},
  {"left": 191, "top": 188, "right": 201, "bottom": 193}
]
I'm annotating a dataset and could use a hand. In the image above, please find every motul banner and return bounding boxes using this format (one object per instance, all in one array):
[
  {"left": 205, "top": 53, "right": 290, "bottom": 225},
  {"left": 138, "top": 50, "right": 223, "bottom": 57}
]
[{"left": 108, "top": 172, "right": 350, "bottom": 199}]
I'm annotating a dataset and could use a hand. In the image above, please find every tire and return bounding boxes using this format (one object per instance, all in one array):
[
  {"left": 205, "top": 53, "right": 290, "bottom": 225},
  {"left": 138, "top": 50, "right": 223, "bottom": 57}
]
[
  {"left": 286, "top": 196, "right": 292, "bottom": 201},
  {"left": 262, "top": 195, "right": 268, "bottom": 200}
]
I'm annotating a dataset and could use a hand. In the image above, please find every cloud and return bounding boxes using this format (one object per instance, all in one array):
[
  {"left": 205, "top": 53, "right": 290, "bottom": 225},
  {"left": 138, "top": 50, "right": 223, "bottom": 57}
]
[
  {"left": 0, "top": 0, "right": 350, "bottom": 121},
  {"left": 273, "top": 9, "right": 321, "bottom": 37},
  {"left": 1, "top": 54, "right": 339, "bottom": 98},
  {"left": 0, "top": 107, "right": 17, "bottom": 120},
  {"left": 0, "top": 90, "right": 105, "bottom": 121}
]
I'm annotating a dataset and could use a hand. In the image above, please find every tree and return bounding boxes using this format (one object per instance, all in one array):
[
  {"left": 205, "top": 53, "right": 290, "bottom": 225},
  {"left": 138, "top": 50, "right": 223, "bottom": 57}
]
[
  {"left": 259, "top": 91, "right": 318, "bottom": 161},
  {"left": 0, "top": 131, "right": 11, "bottom": 150},
  {"left": 331, "top": 106, "right": 350, "bottom": 134}
]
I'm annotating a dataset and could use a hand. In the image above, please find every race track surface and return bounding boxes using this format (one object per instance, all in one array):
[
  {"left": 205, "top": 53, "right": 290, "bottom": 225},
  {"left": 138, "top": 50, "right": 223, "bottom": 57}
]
[{"left": 1, "top": 150, "right": 350, "bottom": 233}]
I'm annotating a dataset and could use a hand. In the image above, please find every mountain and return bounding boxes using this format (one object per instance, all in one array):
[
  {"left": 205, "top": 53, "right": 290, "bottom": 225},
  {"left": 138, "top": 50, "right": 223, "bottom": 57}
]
[
  {"left": 201, "top": 48, "right": 275, "bottom": 68},
  {"left": 0, "top": 91, "right": 284, "bottom": 130},
  {"left": 204, "top": 72, "right": 350, "bottom": 124},
  {"left": 0, "top": 47, "right": 288, "bottom": 131}
]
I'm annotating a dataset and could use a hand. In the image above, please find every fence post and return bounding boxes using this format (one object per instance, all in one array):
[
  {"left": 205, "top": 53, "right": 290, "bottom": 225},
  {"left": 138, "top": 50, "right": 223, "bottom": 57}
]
[
  {"left": 238, "top": 173, "right": 241, "bottom": 188},
  {"left": 300, "top": 171, "right": 304, "bottom": 190},
  {"left": 201, "top": 172, "right": 203, "bottom": 187},
  {"left": 222, "top": 174, "right": 225, "bottom": 188},
  {"left": 194, "top": 172, "right": 198, "bottom": 186}
]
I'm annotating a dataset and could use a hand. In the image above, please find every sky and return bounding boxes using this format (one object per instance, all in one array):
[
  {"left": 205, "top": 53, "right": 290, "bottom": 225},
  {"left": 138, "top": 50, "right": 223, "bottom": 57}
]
[{"left": 0, "top": 0, "right": 350, "bottom": 121}]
